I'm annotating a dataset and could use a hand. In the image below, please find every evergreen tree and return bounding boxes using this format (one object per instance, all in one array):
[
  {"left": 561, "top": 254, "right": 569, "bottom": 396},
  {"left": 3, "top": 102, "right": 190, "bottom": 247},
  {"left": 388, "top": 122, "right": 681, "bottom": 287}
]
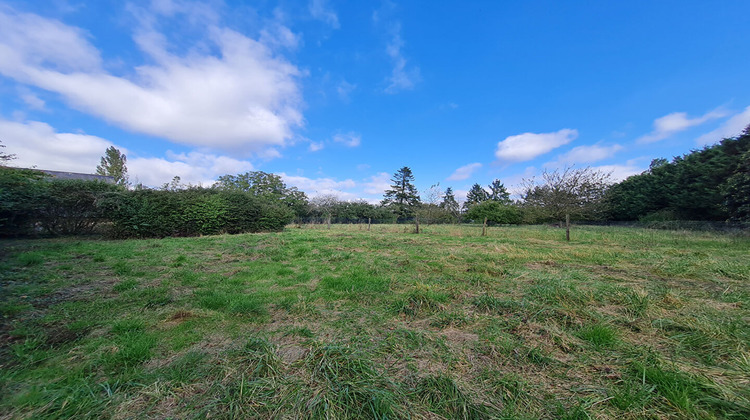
[
  {"left": 96, "top": 146, "right": 129, "bottom": 186},
  {"left": 440, "top": 187, "right": 460, "bottom": 219},
  {"left": 462, "top": 183, "right": 488, "bottom": 211},
  {"left": 382, "top": 166, "right": 421, "bottom": 219},
  {"left": 606, "top": 126, "right": 750, "bottom": 221},
  {"left": 723, "top": 150, "right": 750, "bottom": 222},
  {"left": 487, "top": 179, "right": 511, "bottom": 203}
]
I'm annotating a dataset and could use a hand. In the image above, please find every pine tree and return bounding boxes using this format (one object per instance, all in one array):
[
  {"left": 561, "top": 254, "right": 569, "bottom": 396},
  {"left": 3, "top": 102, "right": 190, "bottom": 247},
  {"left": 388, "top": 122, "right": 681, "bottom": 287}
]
[
  {"left": 440, "top": 187, "right": 460, "bottom": 219},
  {"left": 487, "top": 179, "right": 511, "bottom": 203},
  {"left": 723, "top": 149, "right": 750, "bottom": 222},
  {"left": 462, "top": 183, "right": 488, "bottom": 211},
  {"left": 96, "top": 146, "right": 129, "bottom": 186},
  {"left": 382, "top": 166, "right": 421, "bottom": 219}
]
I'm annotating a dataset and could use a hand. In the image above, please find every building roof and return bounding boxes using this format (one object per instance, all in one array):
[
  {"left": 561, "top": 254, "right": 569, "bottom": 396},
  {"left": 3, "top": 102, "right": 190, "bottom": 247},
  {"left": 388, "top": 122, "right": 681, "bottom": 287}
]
[{"left": 38, "top": 169, "right": 116, "bottom": 183}]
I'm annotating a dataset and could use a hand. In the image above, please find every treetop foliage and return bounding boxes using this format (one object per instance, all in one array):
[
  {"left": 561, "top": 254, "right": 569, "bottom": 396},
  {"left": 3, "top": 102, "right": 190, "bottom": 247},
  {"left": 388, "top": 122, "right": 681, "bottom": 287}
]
[
  {"left": 382, "top": 166, "right": 421, "bottom": 220},
  {"left": 214, "top": 171, "right": 308, "bottom": 218},
  {"left": 522, "top": 167, "right": 612, "bottom": 222},
  {"left": 487, "top": 179, "right": 511, "bottom": 203},
  {"left": 464, "top": 200, "right": 522, "bottom": 225},
  {"left": 439, "top": 187, "right": 460, "bottom": 219},
  {"left": 607, "top": 126, "right": 750, "bottom": 222},
  {"left": 96, "top": 146, "right": 129, "bottom": 186}
]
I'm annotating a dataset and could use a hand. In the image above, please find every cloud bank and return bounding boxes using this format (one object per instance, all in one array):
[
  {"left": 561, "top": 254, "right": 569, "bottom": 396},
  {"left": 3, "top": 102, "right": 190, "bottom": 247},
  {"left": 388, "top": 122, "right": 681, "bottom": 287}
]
[{"left": 0, "top": 5, "right": 304, "bottom": 154}]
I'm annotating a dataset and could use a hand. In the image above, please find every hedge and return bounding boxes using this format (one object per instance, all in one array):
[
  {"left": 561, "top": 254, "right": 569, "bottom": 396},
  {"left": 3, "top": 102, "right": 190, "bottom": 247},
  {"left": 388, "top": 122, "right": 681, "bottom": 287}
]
[
  {"left": 0, "top": 167, "right": 293, "bottom": 238},
  {"left": 100, "top": 188, "right": 293, "bottom": 238}
]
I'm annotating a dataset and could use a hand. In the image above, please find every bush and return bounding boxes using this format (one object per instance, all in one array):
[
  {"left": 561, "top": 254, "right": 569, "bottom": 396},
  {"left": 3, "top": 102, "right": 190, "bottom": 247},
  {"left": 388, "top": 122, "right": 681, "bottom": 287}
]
[{"left": 464, "top": 201, "right": 522, "bottom": 225}]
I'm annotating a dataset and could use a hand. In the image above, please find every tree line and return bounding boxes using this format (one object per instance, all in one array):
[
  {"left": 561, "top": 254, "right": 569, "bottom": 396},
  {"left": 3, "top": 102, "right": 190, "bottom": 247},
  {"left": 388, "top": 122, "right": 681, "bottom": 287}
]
[{"left": 1, "top": 125, "right": 748, "bottom": 238}]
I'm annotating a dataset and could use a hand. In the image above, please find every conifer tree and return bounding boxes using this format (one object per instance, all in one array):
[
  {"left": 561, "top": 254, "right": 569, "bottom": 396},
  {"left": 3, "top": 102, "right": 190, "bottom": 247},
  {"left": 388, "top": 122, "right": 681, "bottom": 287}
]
[{"left": 382, "top": 166, "right": 421, "bottom": 219}]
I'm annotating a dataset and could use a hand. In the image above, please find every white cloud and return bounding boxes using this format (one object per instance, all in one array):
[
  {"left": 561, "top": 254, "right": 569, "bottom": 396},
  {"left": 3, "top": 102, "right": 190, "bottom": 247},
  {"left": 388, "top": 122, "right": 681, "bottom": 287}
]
[
  {"left": 695, "top": 106, "right": 750, "bottom": 145},
  {"left": 0, "top": 7, "right": 102, "bottom": 74},
  {"left": 384, "top": 23, "right": 420, "bottom": 94},
  {"left": 18, "top": 88, "right": 46, "bottom": 110},
  {"left": 309, "top": 141, "right": 324, "bottom": 152},
  {"left": 280, "top": 173, "right": 357, "bottom": 199},
  {"left": 363, "top": 172, "right": 390, "bottom": 195},
  {"left": 637, "top": 108, "right": 727, "bottom": 144},
  {"left": 548, "top": 143, "right": 623, "bottom": 166},
  {"left": 591, "top": 162, "right": 645, "bottom": 182},
  {"left": 129, "top": 151, "right": 254, "bottom": 187},
  {"left": 447, "top": 162, "right": 482, "bottom": 181},
  {"left": 333, "top": 131, "right": 361, "bottom": 147},
  {"left": 0, "top": 6, "right": 303, "bottom": 154},
  {"left": 308, "top": 0, "right": 339, "bottom": 29},
  {"left": 495, "top": 129, "right": 578, "bottom": 162},
  {"left": 0, "top": 118, "right": 254, "bottom": 187},
  {"left": 260, "top": 22, "right": 301, "bottom": 50},
  {"left": 0, "top": 118, "right": 115, "bottom": 173}
]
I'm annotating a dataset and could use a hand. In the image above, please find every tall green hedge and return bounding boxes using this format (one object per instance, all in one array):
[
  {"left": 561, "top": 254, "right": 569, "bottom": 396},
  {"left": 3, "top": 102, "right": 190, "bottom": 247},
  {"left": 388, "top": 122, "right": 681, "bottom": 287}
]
[
  {"left": 0, "top": 168, "right": 121, "bottom": 236},
  {"left": 0, "top": 167, "right": 293, "bottom": 238},
  {"left": 0, "top": 167, "right": 48, "bottom": 236},
  {"left": 100, "top": 189, "right": 293, "bottom": 238}
]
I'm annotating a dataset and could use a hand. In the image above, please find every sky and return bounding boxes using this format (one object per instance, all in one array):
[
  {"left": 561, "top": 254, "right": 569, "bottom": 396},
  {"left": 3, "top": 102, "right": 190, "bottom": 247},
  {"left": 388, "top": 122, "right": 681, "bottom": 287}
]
[{"left": 2, "top": 0, "right": 750, "bottom": 203}]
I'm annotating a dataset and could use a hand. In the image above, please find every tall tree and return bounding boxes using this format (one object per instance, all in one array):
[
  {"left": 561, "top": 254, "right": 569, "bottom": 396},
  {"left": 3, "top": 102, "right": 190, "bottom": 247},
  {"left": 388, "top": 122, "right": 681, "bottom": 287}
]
[
  {"left": 440, "top": 187, "right": 460, "bottom": 221},
  {"left": 462, "top": 183, "right": 488, "bottom": 211},
  {"left": 487, "top": 179, "right": 511, "bottom": 203},
  {"left": 382, "top": 166, "right": 420, "bottom": 220},
  {"left": 723, "top": 149, "right": 750, "bottom": 223},
  {"left": 522, "top": 167, "right": 611, "bottom": 241},
  {"left": 214, "top": 171, "right": 308, "bottom": 217},
  {"left": 96, "top": 146, "right": 129, "bottom": 186},
  {"left": 605, "top": 127, "right": 750, "bottom": 221}
]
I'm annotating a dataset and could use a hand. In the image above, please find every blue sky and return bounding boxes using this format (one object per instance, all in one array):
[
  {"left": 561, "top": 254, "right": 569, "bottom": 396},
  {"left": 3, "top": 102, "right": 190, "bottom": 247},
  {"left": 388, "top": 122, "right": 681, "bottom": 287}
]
[{"left": 2, "top": 0, "right": 749, "bottom": 203}]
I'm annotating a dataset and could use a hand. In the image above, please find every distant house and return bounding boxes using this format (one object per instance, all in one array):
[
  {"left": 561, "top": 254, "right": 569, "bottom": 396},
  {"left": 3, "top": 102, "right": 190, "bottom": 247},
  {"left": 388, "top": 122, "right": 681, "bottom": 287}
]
[{"left": 37, "top": 169, "right": 116, "bottom": 184}]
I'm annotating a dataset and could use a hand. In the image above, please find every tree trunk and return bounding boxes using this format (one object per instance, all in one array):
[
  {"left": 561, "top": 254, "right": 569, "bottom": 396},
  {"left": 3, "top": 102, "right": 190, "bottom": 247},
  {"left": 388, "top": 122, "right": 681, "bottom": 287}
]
[
  {"left": 482, "top": 217, "right": 487, "bottom": 236},
  {"left": 415, "top": 215, "right": 420, "bottom": 234},
  {"left": 368, "top": 217, "right": 371, "bottom": 231},
  {"left": 565, "top": 213, "right": 570, "bottom": 241},
  {"left": 327, "top": 215, "right": 331, "bottom": 230}
]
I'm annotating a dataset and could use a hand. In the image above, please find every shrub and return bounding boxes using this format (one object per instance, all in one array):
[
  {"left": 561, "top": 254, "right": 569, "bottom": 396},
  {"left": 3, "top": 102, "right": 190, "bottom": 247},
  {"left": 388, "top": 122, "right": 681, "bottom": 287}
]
[{"left": 464, "top": 201, "right": 522, "bottom": 225}]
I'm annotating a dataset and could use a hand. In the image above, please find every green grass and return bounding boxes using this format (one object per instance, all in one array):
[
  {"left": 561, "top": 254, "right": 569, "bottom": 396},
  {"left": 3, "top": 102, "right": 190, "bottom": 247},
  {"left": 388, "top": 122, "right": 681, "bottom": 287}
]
[
  {"left": 576, "top": 323, "right": 618, "bottom": 349},
  {"left": 0, "top": 224, "right": 749, "bottom": 418}
]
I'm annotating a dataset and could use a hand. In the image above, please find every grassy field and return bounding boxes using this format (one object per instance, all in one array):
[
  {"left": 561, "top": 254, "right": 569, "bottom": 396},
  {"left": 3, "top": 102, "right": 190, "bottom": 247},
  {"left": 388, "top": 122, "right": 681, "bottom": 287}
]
[{"left": 1, "top": 224, "right": 749, "bottom": 419}]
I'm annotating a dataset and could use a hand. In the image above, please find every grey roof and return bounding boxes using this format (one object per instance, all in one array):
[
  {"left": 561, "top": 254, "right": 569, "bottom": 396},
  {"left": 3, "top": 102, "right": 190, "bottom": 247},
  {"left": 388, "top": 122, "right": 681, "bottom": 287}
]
[{"left": 38, "top": 170, "right": 116, "bottom": 183}]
